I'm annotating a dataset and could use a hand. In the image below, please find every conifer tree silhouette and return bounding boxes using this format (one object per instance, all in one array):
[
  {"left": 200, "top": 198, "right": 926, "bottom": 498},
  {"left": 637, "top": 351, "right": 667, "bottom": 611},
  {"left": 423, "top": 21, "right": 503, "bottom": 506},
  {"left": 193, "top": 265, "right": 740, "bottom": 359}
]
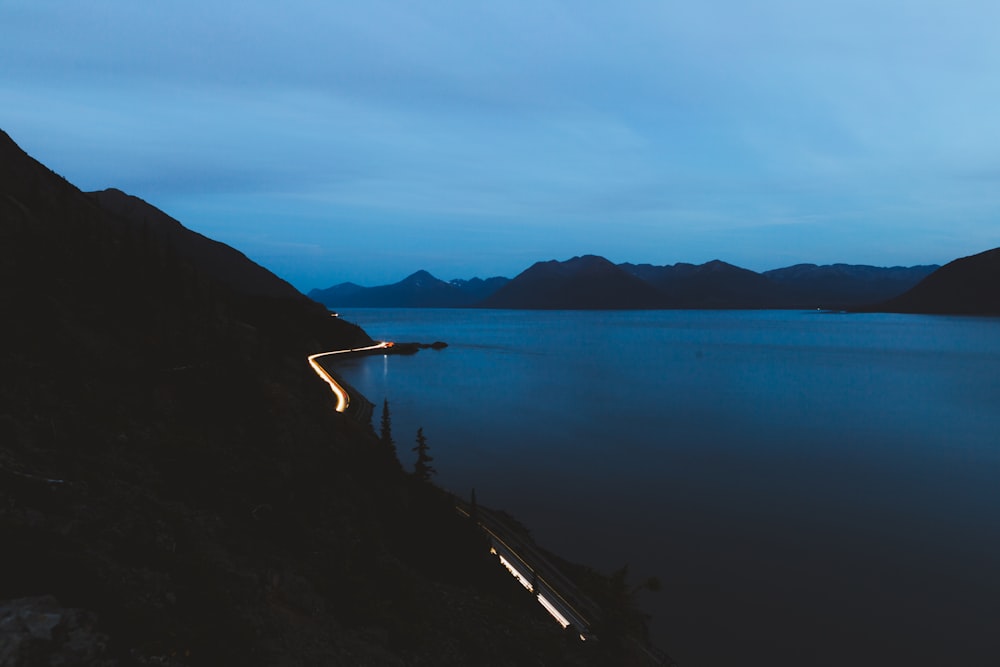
[
  {"left": 412, "top": 427, "right": 436, "bottom": 481},
  {"left": 379, "top": 399, "right": 401, "bottom": 470}
]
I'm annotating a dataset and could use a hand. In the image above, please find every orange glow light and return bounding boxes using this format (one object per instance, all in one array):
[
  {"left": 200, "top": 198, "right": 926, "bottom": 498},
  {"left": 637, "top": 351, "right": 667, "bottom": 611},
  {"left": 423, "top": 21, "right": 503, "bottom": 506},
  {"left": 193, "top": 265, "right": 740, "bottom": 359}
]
[{"left": 308, "top": 342, "right": 392, "bottom": 412}]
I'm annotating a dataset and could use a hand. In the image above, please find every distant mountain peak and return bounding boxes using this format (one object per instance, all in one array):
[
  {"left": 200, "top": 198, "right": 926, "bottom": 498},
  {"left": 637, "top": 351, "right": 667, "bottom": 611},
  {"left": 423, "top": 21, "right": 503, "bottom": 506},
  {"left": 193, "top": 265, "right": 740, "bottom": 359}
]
[
  {"left": 567, "top": 254, "right": 616, "bottom": 268},
  {"left": 402, "top": 269, "right": 441, "bottom": 286},
  {"left": 702, "top": 259, "right": 735, "bottom": 270},
  {"left": 481, "top": 254, "right": 664, "bottom": 309},
  {"left": 407, "top": 269, "right": 436, "bottom": 279}
]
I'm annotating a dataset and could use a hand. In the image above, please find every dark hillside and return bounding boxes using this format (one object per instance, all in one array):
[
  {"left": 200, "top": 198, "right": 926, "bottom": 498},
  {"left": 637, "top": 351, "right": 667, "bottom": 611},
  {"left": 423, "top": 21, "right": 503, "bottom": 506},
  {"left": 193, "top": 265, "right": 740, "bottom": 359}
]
[
  {"left": 88, "top": 188, "right": 304, "bottom": 301},
  {"left": 0, "top": 130, "right": 601, "bottom": 665},
  {"left": 872, "top": 248, "right": 1000, "bottom": 314}
]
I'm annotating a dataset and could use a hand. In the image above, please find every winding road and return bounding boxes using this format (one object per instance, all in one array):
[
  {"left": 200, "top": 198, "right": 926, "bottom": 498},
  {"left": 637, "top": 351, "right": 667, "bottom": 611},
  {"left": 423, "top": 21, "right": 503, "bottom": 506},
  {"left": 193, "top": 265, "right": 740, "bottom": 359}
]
[{"left": 307, "top": 341, "right": 392, "bottom": 412}]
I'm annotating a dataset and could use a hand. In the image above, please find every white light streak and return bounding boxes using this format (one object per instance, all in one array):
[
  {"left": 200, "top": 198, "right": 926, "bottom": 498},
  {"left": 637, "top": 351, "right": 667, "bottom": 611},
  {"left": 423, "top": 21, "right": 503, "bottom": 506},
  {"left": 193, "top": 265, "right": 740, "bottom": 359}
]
[
  {"left": 491, "top": 548, "right": 572, "bottom": 629},
  {"left": 307, "top": 341, "right": 391, "bottom": 412}
]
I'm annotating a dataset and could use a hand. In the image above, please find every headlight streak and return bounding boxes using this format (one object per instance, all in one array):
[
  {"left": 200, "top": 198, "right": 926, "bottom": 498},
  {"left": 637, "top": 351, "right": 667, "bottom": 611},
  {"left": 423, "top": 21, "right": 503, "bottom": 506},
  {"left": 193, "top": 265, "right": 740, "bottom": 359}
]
[
  {"left": 461, "top": 505, "right": 591, "bottom": 641},
  {"left": 307, "top": 341, "right": 390, "bottom": 413},
  {"left": 491, "top": 548, "right": 573, "bottom": 630}
]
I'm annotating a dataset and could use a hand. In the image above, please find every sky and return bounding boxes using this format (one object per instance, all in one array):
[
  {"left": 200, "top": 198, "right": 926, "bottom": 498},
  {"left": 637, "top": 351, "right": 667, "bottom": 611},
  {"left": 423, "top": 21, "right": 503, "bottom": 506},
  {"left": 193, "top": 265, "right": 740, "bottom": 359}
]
[{"left": 4, "top": 1, "right": 1000, "bottom": 291}]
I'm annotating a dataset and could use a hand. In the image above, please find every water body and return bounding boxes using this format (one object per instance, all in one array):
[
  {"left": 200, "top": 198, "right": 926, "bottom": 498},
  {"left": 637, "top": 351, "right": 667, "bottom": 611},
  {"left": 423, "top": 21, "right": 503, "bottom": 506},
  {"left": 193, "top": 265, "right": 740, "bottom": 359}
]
[{"left": 333, "top": 309, "right": 1000, "bottom": 666}]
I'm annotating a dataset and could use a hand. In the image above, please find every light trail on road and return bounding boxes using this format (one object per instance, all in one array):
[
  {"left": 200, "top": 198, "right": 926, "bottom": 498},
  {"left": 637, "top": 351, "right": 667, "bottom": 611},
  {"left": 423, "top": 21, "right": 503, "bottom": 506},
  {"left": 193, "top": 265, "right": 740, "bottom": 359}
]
[
  {"left": 307, "top": 341, "right": 391, "bottom": 412},
  {"left": 489, "top": 535, "right": 590, "bottom": 639},
  {"left": 461, "top": 503, "right": 592, "bottom": 640},
  {"left": 491, "top": 547, "right": 574, "bottom": 630}
]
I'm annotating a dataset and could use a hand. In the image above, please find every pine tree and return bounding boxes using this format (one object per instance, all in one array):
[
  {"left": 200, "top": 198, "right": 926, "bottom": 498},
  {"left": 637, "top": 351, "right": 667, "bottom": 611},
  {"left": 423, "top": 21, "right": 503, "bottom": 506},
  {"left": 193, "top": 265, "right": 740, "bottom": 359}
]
[
  {"left": 379, "top": 399, "right": 400, "bottom": 469},
  {"left": 412, "top": 427, "right": 436, "bottom": 481}
]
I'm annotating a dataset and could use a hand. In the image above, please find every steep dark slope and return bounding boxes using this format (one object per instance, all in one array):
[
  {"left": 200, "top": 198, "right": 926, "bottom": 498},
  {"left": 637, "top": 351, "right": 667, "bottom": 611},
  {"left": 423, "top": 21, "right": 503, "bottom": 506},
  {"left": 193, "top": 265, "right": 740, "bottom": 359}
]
[
  {"left": 764, "top": 263, "right": 939, "bottom": 309},
  {"left": 873, "top": 248, "right": 1000, "bottom": 314},
  {"left": 88, "top": 188, "right": 304, "bottom": 301},
  {"left": 481, "top": 255, "right": 664, "bottom": 309},
  {"left": 0, "top": 130, "right": 600, "bottom": 666}
]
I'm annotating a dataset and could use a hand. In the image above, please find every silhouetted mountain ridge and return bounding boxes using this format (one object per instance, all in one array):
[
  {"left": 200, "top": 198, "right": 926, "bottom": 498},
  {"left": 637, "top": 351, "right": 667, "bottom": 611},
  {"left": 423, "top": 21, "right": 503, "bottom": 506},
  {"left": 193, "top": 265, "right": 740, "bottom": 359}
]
[
  {"left": 449, "top": 275, "right": 511, "bottom": 301},
  {"left": 309, "top": 269, "right": 510, "bottom": 308},
  {"left": 316, "top": 256, "right": 940, "bottom": 310},
  {"left": 765, "top": 263, "right": 941, "bottom": 310},
  {"left": 481, "top": 255, "right": 664, "bottom": 309},
  {"left": 619, "top": 259, "right": 788, "bottom": 308}
]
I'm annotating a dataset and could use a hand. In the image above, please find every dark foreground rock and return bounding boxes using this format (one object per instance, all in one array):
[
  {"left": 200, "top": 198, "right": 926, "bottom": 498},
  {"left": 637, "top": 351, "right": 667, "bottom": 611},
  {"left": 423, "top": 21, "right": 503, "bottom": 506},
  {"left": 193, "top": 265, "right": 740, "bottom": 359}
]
[{"left": 0, "top": 595, "right": 112, "bottom": 667}]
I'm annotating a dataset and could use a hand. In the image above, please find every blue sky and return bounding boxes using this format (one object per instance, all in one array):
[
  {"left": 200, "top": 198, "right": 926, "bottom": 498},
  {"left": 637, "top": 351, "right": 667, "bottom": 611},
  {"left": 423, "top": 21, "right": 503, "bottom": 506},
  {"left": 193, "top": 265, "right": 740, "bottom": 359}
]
[{"left": 4, "top": 1, "right": 1000, "bottom": 291}]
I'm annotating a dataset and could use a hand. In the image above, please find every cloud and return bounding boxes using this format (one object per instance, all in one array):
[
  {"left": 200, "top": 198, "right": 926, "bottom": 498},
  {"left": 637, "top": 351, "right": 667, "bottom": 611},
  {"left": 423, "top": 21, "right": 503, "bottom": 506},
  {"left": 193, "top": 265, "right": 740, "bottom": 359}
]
[{"left": 3, "top": 0, "right": 1000, "bottom": 287}]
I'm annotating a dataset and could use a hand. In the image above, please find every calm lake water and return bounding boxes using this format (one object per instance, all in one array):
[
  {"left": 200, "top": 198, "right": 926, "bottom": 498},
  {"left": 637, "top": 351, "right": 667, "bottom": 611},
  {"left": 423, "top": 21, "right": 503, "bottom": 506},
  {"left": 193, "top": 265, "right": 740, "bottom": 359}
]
[{"left": 333, "top": 309, "right": 1000, "bottom": 666}]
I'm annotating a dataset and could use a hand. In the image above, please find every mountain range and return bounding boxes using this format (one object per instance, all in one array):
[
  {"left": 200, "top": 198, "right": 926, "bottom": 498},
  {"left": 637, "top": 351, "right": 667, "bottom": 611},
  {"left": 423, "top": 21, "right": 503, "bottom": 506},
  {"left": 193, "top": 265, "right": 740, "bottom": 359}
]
[
  {"left": 311, "top": 255, "right": 944, "bottom": 311},
  {"left": 310, "top": 270, "right": 510, "bottom": 308}
]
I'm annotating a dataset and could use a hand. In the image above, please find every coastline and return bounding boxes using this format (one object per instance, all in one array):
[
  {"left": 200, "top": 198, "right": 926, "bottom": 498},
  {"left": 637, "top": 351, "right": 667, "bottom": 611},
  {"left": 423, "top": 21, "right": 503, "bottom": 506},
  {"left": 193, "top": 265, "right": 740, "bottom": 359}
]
[{"left": 311, "top": 335, "right": 673, "bottom": 664}]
